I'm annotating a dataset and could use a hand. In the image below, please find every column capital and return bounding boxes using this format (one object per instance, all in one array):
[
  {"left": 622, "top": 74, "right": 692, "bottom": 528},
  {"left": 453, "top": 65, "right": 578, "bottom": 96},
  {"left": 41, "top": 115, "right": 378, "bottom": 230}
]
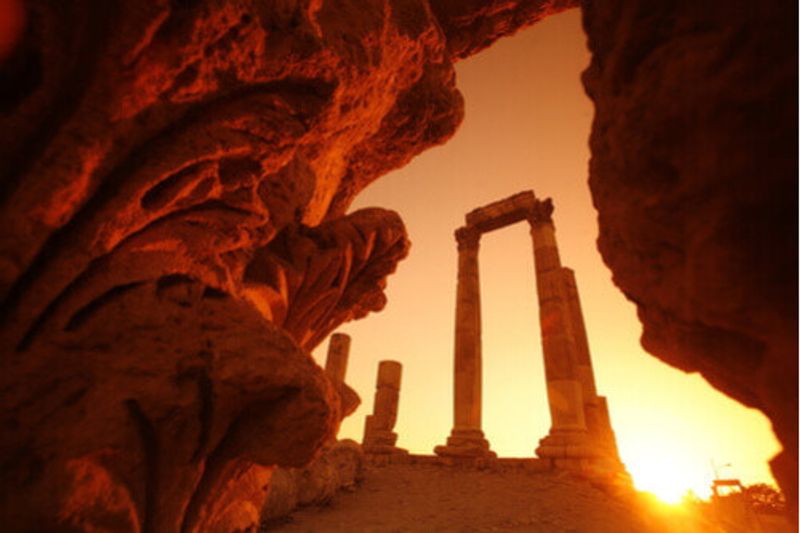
[
  {"left": 527, "top": 198, "right": 554, "bottom": 227},
  {"left": 455, "top": 226, "right": 481, "bottom": 250}
]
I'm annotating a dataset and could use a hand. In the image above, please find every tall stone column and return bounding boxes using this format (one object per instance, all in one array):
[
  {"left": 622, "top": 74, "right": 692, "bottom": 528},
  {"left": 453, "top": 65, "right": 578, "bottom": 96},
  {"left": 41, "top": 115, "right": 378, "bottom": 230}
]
[
  {"left": 562, "top": 270, "right": 623, "bottom": 463},
  {"left": 324, "top": 333, "right": 350, "bottom": 383},
  {"left": 561, "top": 269, "right": 598, "bottom": 401},
  {"left": 528, "top": 199, "right": 593, "bottom": 463},
  {"left": 363, "top": 360, "right": 406, "bottom": 455},
  {"left": 435, "top": 226, "right": 495, "bottom": 458}
]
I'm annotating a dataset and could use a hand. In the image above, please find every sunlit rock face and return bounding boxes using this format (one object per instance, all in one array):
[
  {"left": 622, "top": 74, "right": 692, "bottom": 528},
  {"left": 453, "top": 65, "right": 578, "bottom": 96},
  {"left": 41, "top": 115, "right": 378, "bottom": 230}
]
[
  {"left": 430, "top": 0, "right": 576, "bottom": 59},
  {"left": 0, "top": 0, "right": 575, "bottom": 529},
  {"left": 581, "top": 0, "right": 797, "bottom": 508},
  {"left": 0, "top": 0, "right": 462, "bottom": 530}
]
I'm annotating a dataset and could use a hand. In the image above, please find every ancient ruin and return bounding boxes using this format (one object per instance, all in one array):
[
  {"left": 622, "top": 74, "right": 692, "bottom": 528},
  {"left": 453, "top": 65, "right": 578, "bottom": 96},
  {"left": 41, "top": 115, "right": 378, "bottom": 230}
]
[
  {"left": 324, "top": 332, "right": 361, "bottom": 423},
  {"left": 325, "top": 333, "right": 352, "bottom": 384},
  {"left": 0, "top": 0, "right": 795, "bottom": 529},
  {"left": 436, "top": 192, "right": 624, "bottom": 475},
  {"left": 363, "top": 360, "right": 407, "bottom": 456}
]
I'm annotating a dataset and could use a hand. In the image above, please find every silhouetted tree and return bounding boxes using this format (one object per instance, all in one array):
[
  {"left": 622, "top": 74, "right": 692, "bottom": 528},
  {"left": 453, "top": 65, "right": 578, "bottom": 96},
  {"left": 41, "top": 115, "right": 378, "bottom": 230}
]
[{"left": 742, "top": 483, "right": 786, "bottom": 514}]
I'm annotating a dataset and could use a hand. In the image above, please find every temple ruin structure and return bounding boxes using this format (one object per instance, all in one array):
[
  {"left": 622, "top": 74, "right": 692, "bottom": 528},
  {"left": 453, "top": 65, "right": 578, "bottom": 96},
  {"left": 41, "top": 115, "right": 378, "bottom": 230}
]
[
  {"left": 363, "top": 360, "right": 407, "bottom": 455},
  {"left": 435, "top": 191, "right": 625, "bottom": 474}
]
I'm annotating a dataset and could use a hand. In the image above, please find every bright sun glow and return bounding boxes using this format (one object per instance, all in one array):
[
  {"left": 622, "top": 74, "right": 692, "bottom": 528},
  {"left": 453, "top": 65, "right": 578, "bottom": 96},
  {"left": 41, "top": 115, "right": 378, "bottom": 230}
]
[
  {"left": 625, "top": 441, "right": 712, "bottom": 504},
  {"left": 634, "top": 467, "right": 698, "bottom": 504}
]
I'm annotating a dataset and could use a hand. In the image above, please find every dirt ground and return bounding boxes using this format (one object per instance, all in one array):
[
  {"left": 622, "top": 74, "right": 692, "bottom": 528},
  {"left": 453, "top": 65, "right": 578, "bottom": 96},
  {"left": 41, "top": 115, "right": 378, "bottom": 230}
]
[{"left": 265, "top": 462, "right": 711, "bottom": 532}]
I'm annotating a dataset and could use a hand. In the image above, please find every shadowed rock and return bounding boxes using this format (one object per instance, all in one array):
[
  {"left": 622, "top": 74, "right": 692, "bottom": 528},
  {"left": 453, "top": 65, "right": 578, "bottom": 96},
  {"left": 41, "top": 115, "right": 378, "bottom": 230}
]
[{"left": 582, "top": 0, "right": 797, "bottom": 509}]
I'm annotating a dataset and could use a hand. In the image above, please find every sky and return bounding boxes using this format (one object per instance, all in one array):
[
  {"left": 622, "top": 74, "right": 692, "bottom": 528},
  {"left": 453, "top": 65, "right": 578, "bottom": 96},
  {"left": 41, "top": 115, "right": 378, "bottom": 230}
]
[{"left": 311, "top": 10, "right": 781, "bottom": 503}]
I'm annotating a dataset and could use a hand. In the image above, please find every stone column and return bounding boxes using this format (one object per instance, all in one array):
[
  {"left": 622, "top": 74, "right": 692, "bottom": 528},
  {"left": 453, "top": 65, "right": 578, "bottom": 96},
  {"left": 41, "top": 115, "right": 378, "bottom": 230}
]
[
  {"left": 324, "top": 333, "right": 350, "bottom": 383},
  {"left": 562, "top": 270, "right": 623, "bottom": 464},
  {"left": 435, "top": 226, "right": 495, "bottom": 458},
  {"left": 562, "top": 269, "right": 598, "bottom": 401},
  {"left": 528, "top": 199, "right": 593, "bottom": 464},
  {"left": 363, "top": 360, "right": 406, "bottom": 454}
]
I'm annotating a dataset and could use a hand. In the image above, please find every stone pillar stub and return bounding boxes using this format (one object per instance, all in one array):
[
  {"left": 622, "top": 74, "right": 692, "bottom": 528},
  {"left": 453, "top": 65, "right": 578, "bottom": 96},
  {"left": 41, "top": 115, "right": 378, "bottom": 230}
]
[
  {"left": 324, "top": 333, "right": 350, "bottom": 383},
  {"left": 435, "top": 226, "right": 495, "bottom": 459},
  {"left": 363, "top": 360, "right": 407, "bottom": 455}
]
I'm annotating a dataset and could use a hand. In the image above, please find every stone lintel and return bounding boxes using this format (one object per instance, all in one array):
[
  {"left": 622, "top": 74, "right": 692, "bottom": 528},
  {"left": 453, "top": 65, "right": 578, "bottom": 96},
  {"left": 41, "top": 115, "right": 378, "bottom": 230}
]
[{"left": 464, "top": 190, "right": 537, "bottom": 233}]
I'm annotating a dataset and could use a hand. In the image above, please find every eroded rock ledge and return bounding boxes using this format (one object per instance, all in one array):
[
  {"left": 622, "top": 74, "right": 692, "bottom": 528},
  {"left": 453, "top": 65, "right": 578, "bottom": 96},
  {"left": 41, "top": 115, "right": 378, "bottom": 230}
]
[{"left": 581, "top": 0, "right": 797, "bottom": 509}]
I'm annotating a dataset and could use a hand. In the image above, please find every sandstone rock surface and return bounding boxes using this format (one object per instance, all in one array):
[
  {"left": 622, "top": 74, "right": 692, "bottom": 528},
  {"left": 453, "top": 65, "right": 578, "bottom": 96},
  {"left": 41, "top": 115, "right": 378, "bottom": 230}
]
[
  {"left": 261, "top": 439, "right": 365, "bottom": 526},
  {"left": 581, "top": 0, "right": 797, "bottom": 507},
  {"left": 0, "top": 0, "right": 462, "bottom": 529}
]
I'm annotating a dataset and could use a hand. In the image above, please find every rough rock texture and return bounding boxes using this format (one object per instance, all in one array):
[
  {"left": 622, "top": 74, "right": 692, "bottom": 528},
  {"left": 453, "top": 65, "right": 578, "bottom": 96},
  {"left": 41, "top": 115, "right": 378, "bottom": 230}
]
[
  {"left": 0, "top": 1, "right": 576, "bottom": 530},
  {"left": 582, "top": 0, "right": 797, "bottom": 510},
  {"left": 0, "top": 0, "right": 467, "bottom": 530},
  {"left": 260, "top": 439, "right": 364, "bottom": 526},
  {"left": 1, "top": 0, "right": 795, "bottom": 529},
  {"left": 431, "top": 0, "right": 576, "bottom": 60}
]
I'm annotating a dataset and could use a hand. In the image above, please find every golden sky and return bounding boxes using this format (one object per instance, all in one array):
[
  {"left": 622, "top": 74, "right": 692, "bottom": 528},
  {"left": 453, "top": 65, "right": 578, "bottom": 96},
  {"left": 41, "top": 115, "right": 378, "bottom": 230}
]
[{"left": 312, "top": 10, "right": 781, "bottom": 503}]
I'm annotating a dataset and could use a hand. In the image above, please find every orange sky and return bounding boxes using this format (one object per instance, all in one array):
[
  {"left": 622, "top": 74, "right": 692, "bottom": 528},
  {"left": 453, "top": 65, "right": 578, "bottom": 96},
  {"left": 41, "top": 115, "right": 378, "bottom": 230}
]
[{"left": 312, "top": 10, "right": 781, "bottom": 503}]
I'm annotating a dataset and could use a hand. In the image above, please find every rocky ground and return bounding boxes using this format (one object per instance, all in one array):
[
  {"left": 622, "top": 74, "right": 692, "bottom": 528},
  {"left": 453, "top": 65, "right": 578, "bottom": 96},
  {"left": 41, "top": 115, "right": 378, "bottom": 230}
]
[{"left": 263, "top": 461, "right": 773, "bottom": 532}]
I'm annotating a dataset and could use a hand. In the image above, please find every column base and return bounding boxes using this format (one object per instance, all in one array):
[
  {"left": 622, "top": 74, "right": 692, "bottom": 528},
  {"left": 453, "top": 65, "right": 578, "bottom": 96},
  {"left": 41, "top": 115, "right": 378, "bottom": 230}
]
[
  {"left": 361, "top": 429, "right": 400, "bottom": 453},
  {"left": 535, "top": 429, "right": 596, "bottom": 460},
  {"left": 536, "top": 429, "right": 631, "bottom": 484},
  {"left": 363, "top": 444, "right": 409, "bottom": 456},
  {"left": 434, "top": 428, "right": 496, "bottom": 458},
  {"left": 584, "top": 396, "right": 623, "bottom": 462}
]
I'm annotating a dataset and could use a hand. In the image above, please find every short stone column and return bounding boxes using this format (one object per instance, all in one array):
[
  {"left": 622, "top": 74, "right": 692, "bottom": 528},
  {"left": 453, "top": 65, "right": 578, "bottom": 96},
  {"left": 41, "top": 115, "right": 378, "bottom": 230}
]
[
  {"left": 435, "top": 226, "right": 495, "bottom": 458},
  {"left": 528, "top": 199, "right": 593, "bottom": 465},
  {"left": 324, "top": 333, "right": 350, "bottom": 383},
  {"left": 363, "top": 360, "right": 406, "bottom": 455}
]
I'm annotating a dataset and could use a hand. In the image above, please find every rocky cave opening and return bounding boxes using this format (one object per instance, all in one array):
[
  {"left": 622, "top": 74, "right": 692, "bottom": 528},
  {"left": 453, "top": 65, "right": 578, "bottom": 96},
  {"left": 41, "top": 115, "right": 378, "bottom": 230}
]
[{"left": 0, "top": 1, "right": 795, "bottom": 531}]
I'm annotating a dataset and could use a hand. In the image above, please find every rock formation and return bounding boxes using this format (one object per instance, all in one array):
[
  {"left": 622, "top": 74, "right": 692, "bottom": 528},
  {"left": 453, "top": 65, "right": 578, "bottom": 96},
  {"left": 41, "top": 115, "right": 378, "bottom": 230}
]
[
  {"left": 581, "top": 0, "right": 797, "bottom": 509},
  {"left": 0, "top": 0, "right": 464, "bottom": 529},
  {"left": 260, "top": 439, "right": 365, "bottom": 526},
  {"left": 0, "top": 0, "right": 795, "bottom": 528}
]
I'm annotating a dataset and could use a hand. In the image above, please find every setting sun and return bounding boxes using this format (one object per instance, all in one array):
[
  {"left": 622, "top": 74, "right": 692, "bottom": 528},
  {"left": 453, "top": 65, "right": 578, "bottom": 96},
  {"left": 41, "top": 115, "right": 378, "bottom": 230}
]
[{"left": 626, "top": 444, "right": 710, "bottom": 504}]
